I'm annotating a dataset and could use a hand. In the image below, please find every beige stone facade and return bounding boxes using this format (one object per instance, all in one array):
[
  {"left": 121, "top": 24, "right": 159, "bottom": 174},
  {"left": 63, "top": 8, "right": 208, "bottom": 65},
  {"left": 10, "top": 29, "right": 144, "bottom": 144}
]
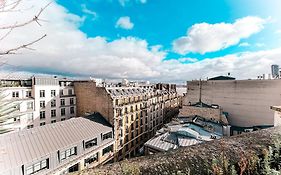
[
  {"left": 74, "top": 81, "right": 179, "bottom": 160},
  {"left": 183, "top": 79, "right": 281, "bottom": 127}
]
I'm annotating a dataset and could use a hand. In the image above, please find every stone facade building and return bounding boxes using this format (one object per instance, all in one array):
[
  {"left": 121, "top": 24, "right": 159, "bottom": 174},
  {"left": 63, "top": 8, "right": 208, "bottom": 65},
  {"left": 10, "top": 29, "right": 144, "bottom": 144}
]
[{"left": 74, "top": 81, "right": 179, "bottom": 160}]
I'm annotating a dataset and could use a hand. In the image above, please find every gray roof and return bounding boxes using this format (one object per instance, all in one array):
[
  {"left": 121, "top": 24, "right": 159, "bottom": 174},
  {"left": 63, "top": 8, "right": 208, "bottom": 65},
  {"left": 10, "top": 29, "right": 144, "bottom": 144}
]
[
  {"left": 0, "top": 117, "right": 113, "bottom": 173},
  {"left": 145, "top": 121, "right": 222, "bottom": 152}
]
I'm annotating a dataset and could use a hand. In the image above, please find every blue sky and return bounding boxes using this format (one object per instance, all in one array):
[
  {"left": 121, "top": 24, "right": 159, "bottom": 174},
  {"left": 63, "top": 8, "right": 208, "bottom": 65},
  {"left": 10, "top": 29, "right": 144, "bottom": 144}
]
[
  {"left": 2, "top": 0, "right": 281, "bottom": 83},
  {"left": 57, "top": 0, "right": 281, "bottom": 61}
]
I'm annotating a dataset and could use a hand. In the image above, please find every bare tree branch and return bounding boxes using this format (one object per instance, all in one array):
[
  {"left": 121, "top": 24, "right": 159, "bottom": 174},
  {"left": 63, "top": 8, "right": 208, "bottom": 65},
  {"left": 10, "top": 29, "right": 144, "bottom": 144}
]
[
  {"left": 0, "top": 1, "right": 51, "bottom": 29},
  {"left": 0, "top": 34, "right": 47, "bottom": 55}
]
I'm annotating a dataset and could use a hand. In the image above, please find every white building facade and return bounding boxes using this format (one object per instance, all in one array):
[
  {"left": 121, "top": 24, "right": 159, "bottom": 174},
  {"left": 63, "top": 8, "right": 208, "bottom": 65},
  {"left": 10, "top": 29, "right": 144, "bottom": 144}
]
[{"left": 0, "top": 77, "right": 76, "bottom": 134}]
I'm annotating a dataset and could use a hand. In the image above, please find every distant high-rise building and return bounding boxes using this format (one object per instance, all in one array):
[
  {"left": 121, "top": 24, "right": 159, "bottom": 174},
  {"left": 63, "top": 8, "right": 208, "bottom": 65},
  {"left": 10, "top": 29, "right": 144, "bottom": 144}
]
[{"left": 271, "top": 64, "right": 280, "bottom": 79}]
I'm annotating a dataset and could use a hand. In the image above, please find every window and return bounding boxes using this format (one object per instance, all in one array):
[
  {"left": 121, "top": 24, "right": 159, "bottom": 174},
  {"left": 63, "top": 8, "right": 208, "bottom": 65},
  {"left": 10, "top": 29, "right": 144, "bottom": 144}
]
[
  {"left": 85, "top": 138, "right": 97, "bottom": 149},
  {"left": 51, "top": 120, "right": 56, "bottom": 123},
  {"left": 51, "top": 90, "right": 56, "bottom": 97},
  {"left": 102, "top": 132, "right": 112, "bottom": 140},
  {"left": 51, "top": 109, "right": 56, "bottom": 117},
  {"left": 27, "top": 125, "right": 33, "bottom": 129},
  {"left": 12, "top": 91, "right": 19, "bottom": 98},
  {"left": 39, "top": 90, "right": 45, "bottom": 98},
  {"left": 27, "top": 114, "right": 33, "bottom": 121},
  {"left": 27, "top": 102, "right": 33, "bottom": 109},
  {"left": 61, "top": 118, "right": 66, "bottom": 121},
  {"left": 26, "top": 91, "right": 32, "bottom": 97},
  {"left": 26, "top": 159, "right": 49, "bottom": 175},
  {"left": 51, "top": 99, "right": 56, "bottom": 107},
  {"left": 70, "top": 107, "right": 75, "bottom": 114},
  {"left": 84, "top": 153, "right": 99, "bottom": 167},
  {"left": 60, "top": 147, "right": 77, "bottom": 161},
  {"left": 40, "top": 122, "right": 46, "bottom": 126},
  {"left": 70, "top": 98, "right": 74, "bottom": 105},
  {"left": 40, "top": 111, "right": 45, "bottom": 119},
  {"left": 40, "top": 101, "right": 45, "bottom": 108},
  {"left": 102, "top": 145, "right": 113, "bottom": 156},
  {"left": 68, "top": 89, "right": 73, "bottom": 95},
  {"left": 60, "top": 99, "right": 65, "bottom": 106},
  {"left": 61, "top": 108, "right": 65, "bottom": 116},
  {"left": 60, "top": 89, "right": 64, "bottom": 96}
]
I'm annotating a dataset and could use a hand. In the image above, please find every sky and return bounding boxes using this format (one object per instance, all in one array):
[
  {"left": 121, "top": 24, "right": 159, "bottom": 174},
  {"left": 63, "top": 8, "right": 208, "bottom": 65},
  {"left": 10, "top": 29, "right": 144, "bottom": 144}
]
[{"left": 1, "top": 0, "right": 281, "bottom": 83}]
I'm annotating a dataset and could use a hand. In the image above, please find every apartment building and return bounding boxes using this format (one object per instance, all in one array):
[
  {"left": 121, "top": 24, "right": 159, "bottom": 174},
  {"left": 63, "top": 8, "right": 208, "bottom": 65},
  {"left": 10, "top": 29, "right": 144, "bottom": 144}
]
[
  {"left": 0, "top": 77, "right": 76, "bottom": 134},
  {"left": 0, "top": 115, "right": 114, "bottom": 175},
  {"left": 74, "top": 81, "right": 179, "bottom": 161}
]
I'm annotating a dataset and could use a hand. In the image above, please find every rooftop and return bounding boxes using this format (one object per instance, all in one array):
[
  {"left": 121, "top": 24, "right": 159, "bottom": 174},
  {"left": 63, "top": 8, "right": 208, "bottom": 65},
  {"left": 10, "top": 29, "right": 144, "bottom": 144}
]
[
  {"left": 144, "top": 116, "right": 222, "bottom": 152},
  {"left": 0, "top": 116, "right": 113, "bottom": 173}
]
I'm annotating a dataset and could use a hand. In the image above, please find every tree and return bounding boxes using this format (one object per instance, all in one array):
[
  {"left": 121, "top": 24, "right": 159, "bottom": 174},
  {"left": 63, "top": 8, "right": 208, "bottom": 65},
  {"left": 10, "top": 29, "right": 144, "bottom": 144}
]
[{"left": 0, "top": 0, "right": 49, "bottom": 133}]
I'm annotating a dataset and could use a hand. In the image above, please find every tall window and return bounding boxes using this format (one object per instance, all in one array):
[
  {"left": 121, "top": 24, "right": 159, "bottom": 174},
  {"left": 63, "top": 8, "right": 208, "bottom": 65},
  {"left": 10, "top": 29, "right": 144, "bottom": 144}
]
[
  {"left": 68, "top": 89, "right": 73, "bottom": 95},
  {"left": 70, "top": 107, "right": 75, "bottom": 114},
  {"left": 70, "top": 98, "right": 74, "bottom": 105},
  {"left": 40, "top": 111, "right": 45, "bottom": 119},
  {"left": 26, "top": 159, "right": 49, "bottom": 175},
  {"left": 60, "top": 89, "right": 64, "bottom": 96},
  {"left": 26, "top": 91, "right": 32, "bottom": 97},
  {"left": 40, "top": 122, "right": 46, "bottom": 126},
  {"left": 51, "top": 90, "right": 56, "bottom": 97},
  {"left": 60, "top": 147, "right": 77, "bottom": 161},
  {"left": 61, "top": 108, "right": 65, "bottom": 116},
  {"left": 39, "top": 90, "right": 45, "bottom": 98},
  {"left": 40, "top": 101, "right": 45, "bottom": 108},
  {"left": 51, "top": 109, "right": 56, "bottom": 117},
  {"left": 27, "top": 102, "right": 33, "bottom": 109},
  {"left": 12, "top": 91, "right": 19, "bottom": 98},
  {"left": 51, "top": 99, "right": 56, "bottom": 107},
  {"left": 60, "top": 99, "right": 65, "bottom": 106}
]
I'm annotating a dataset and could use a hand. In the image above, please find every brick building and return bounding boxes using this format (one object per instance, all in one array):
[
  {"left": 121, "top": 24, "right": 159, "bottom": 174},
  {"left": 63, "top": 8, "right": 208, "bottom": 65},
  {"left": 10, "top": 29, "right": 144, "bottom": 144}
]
[{"left": 74, "top": 81, "right": 179, "bottom": 160}]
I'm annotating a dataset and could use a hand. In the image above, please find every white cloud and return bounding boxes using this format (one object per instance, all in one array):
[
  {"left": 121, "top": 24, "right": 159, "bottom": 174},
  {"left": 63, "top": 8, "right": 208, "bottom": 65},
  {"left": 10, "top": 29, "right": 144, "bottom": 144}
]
[
  {"left": 81, "top": 4, "right": 97, "bottom": 20},
  {"left": 275, "top": 29, "right": 281, "bottom": 34},
  {"left": 137, "top": 0, "right": 147, "bottom": 4},
  {"left": 173, "top": 16, "right": 266, "bottom": 55},
  {"left": 1, "top": 0, "right": 281, "bottom": 83},
  {"left": 115, "top": 16, "right": 134, "bottom": 30},
  {"left": 178, "top": 57, "right": 198, "bottom": 63},
  {"left": 256, "top": 43, "right": 265, "bottom": 47},
  {"left": 118, "top": 0, "right": 147, "bottom": 6},
  {"left": 118, "top": 0, "right": 130, "bottom": 7},
  {"left": 239, "top": 42, "right": 250, "bottom": 47}
]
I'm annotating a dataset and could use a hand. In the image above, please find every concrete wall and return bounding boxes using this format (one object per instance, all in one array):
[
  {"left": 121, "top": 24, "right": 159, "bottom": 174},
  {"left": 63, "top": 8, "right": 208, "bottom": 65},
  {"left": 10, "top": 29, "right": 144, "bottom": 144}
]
[
  {"left": 183, "top": 80, "right": 281, "bottom": 127},
  {"left": 74, "top": 82, "right": 114, "bottom": 125}
]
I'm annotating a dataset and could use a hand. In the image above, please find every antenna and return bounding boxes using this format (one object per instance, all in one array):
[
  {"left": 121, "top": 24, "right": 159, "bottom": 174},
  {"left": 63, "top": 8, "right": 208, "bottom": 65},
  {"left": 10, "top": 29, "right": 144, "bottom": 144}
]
[{"left": 199, "top": 79, "right": 202, "bottom": 107}]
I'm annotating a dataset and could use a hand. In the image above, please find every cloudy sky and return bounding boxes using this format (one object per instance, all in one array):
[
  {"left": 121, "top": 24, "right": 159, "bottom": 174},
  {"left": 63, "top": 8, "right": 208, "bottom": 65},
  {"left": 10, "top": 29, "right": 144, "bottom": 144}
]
[{"left": 1, "top": 0, "right": 281, "bottom": 83}]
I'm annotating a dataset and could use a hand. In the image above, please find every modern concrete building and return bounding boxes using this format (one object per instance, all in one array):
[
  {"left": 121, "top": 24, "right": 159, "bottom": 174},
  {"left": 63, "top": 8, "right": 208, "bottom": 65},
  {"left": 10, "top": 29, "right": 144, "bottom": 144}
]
[
  {"left": 183, "top": 79, "right": 281, "bottom": 134},
  {"left": 74, "top": 81, "right": 179, "bottom": 160},
  {"left": 144, "top": 116, "right": 227, "bottom": 155},
  {"left": 271, "top": 64, "right": 280, "bottom": 79},
  {"left": 0, "top": 77, "right": 76, "bottom": 134},
  {"left": 0, "top": 115, "right": 114, "bottom": 175}
]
